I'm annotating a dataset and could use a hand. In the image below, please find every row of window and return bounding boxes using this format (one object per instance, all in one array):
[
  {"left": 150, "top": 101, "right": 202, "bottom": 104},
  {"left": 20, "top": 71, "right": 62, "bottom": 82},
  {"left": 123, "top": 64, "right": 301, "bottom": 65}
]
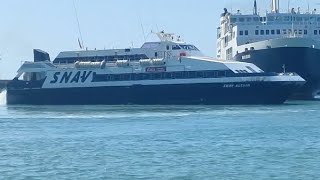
[
  {"left": 53, "top": 54, "right": 149, "bottom": 64},
  {"left": 93, "top": 70, "right": 232, "bottom": 82},
  {"left": 231, "top": 16, "right": 320, "bottom": 23},
  {"left": 239, "top": 29, "right": 320, "bottom": 36},
  {"left": 92, "top": 70, "right": 248, "bottom": 82},
  {"left": 169, "top": 44, "right": 199, "bottom": 51},
  {"left": 92, "top": 68, "right": 262, "bottom": 82}
]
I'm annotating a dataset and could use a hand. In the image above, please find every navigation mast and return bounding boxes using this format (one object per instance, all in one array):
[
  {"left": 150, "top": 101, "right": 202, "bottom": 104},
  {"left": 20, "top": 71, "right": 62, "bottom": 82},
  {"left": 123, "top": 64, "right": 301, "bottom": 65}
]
[{"left": 253, "top": 0, "right": 258, "bottom": 15}]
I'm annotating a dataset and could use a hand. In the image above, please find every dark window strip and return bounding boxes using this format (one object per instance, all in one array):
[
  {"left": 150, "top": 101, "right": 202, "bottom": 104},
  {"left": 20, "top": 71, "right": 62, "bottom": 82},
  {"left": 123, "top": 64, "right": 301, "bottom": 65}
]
[{"left": 92, "top": 70, "right": 276, "bottom": 82}]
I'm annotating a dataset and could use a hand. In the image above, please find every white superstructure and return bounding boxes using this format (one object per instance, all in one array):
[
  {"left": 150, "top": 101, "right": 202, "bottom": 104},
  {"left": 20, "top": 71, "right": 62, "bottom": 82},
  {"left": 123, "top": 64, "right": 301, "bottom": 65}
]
[{"left": 217, "top": 0, "right": 320, "bottom": 60}]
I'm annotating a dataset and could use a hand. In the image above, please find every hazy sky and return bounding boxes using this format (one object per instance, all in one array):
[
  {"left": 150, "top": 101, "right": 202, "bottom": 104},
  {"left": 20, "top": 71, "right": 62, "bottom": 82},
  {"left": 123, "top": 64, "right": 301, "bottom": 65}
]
[{"left": 0, "top": 0, "right": 318, "bottom": 78}]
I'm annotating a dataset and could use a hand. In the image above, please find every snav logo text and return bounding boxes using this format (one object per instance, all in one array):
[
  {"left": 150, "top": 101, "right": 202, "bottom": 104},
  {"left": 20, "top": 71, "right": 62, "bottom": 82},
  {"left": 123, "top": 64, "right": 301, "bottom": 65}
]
[{"left": 50, "top": 71, "right": 93, "bottom": 84}]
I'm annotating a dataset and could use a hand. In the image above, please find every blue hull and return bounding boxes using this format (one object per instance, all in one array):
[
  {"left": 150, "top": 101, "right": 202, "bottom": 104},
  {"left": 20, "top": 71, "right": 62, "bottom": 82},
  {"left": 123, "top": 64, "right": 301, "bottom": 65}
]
[
  {"left": 235, "top": 47, "right": 320, "bottom": 99},
  {"left": 7, "top": 82, "right": 298, "bottom": 105}
]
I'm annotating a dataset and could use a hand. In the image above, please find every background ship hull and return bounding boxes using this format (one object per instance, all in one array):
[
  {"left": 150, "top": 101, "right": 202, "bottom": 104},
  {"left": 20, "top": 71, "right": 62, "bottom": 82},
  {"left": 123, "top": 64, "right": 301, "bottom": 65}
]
[
  {"left": 0, "top": 80, "right": 8, "bottom": 91},
  {"left": 7, "top": 82, "right": 300, "bottom": 105},
  {"left": 236, "top": 47, "right": 320, "bottom": 99}
]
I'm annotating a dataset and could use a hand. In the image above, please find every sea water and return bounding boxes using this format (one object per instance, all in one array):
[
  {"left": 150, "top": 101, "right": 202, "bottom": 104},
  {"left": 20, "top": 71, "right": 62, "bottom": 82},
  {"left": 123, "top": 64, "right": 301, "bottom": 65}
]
[{"left": 0, "top": 94, "right": 320, "bottom": 179}]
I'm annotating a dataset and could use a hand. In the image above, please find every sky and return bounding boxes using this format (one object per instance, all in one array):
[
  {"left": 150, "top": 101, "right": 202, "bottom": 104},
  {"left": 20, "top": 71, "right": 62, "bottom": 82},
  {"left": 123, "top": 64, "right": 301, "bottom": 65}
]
[{"left": 0, "top": 0, "right": 318, "bottom": 78}]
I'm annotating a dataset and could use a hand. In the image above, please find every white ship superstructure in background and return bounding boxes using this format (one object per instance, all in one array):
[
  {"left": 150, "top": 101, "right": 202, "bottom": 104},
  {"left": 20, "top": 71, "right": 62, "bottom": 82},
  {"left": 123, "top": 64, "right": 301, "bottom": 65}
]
[
  {"left": 217, "top": 0, "right": 320, "bottom": 98},
  {"left": 6, "top": 31, "right": 304, "bottom": 105}
]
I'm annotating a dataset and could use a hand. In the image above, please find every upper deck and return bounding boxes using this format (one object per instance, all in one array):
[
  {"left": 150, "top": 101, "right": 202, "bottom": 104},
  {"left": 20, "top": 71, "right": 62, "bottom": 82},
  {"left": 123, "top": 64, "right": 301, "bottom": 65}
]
[
  {"left": 53, "top": 31, "right": 202, "bottom": 64},
  {"left": 217, "top": 0, "right": 320, "bottom": 59}
]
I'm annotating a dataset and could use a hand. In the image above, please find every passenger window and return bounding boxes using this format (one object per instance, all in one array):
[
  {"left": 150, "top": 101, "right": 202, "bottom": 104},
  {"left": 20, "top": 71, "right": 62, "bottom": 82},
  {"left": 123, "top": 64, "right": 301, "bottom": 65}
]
[
  {"left": 188, "top": 72, "right": 196, "bottom": 78},
  {"left": 175, "top": 72, "right": 183, "bottom": 79},
  {"left": 152, "top": 73, "right": 162, "bottom": 80},
  {"left": 196, "top": 72, "right": 204, "bottom": 78}
]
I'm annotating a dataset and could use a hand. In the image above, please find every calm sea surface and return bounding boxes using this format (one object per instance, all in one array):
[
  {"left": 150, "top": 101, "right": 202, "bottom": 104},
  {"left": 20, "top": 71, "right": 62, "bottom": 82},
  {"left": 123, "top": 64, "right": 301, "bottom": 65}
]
[{"left": 0, "top": 91, "right": 320, "bottom": 179}]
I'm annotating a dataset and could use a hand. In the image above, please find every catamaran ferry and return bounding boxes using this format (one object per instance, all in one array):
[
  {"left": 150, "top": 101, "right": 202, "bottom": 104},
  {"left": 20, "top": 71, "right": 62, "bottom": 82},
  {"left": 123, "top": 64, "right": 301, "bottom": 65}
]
[
  {"left": 217, "top": 0, "right": 320, "bottom": 98},
  {"left": 6, "top": 31, "right": 304, "bottom": 105}
]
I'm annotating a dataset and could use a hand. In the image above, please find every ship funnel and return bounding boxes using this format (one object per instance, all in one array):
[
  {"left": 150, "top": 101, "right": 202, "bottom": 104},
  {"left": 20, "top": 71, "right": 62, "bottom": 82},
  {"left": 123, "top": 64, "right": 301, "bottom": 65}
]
[
  {"left": 34, "top": 49, "right": 50, "bottom": 62},
  {"left": 271, "top": 0, "right": 280, "bottom": 13}
]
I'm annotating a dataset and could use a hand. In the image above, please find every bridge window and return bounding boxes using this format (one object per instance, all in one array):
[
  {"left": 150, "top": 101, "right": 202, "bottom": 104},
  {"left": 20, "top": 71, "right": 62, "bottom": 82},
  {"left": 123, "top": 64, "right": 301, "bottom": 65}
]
[
  {"left": 253, "top": 17, "right": 259, "bottom": 21},
  {"left": 268, "top": 16, "right": 275, "bottom": 21},
  {"left": 276, "top": 16, "right": 282, "bottom": 21},
  {"left": 245, "top": 30, "right": 249, "bottom": 35},
  {"left": 266, "top": 30, "right": 270, "bottom": 35},
  {"left": 277, "top": 29, "right": 281, "bottom": 34},
  {"left": 239, "top": 31, "right": 244, "bottom": 36},
  {"left": 260, "top": 30, "right": 265, "bottom": 35},
  {"left": 255, "top": 30, "right": 259, "bottom": 35},
  {"left": 304, "top": 30, "right": 308, "bottom": 35},
  {"left": 172, "top": 45, "right": 181, "bottom": 50},
  {"left": 239, "top": 18, "right": 245, "bottom": 22},
  {"left": 246, "top": 18, "right": 252, "bottom": 22},
  {"left": 314, "top": 30, "right": 318, "bottom": 35},
  {"left": 230, "top": 18, "right": 237, "bottom": 23},
  {"left": 271, "top": 30, "right": 275, "bottom": 35},
  {"left": 180, "top": 45, "right": 199, "bottom": 51},
  {"left": 284, "top": 16, "right": 290, "bottom": 21}
]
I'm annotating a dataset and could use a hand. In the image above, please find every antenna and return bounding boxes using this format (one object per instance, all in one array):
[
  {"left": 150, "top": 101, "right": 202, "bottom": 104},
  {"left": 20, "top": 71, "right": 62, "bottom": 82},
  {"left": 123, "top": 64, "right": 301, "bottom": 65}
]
[
  {"left": 73, "top": 0, "right": 84, "bottom": 49},
  {"left": 138, "top": 15, "right": 146, "bottom": 42},
  {"left": 140, "top": 23, "right": 146, "bottom": 42}
]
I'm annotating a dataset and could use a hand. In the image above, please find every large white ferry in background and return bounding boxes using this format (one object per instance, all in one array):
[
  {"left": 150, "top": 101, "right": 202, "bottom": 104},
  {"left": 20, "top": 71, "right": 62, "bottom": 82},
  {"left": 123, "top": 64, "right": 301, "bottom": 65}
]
[
  {"left": 6, "top": 31, "right": 304, "bottom": 105},
  {"left": 217, "top": 0, "right": 320, "bottom": 99}
]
